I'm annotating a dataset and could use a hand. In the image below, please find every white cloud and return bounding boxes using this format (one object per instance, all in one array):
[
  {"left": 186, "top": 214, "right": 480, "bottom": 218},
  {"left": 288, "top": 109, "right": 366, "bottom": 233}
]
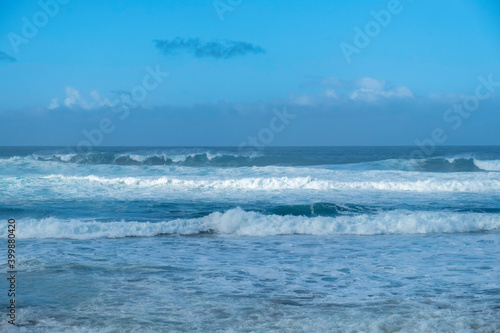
[
  {"left": 91, "top": 90, "right": 113, "bottom": 107},
  {"left": 90, "top": 90, "right": 100, "bottom": 101},
  {"left": 49, "top": 87, "right": 114, "bottom": 110},
  {"left": 297, "top": 76, "right": 413, "bottom": 105},
  {"left": 47, "top": 98, "right": 59, "bottom": 110},
  {"left": 349, "top": 77, "right": 413, "bottom": 102},
  {"left": 64, "top": 87, "right": 90, "bottom": 109},
  {"left": 325, "top": 89, "right": 338, "bottom": 99},
  {"left": 359, "top": 77, "right": 385, "bottom": 91}
]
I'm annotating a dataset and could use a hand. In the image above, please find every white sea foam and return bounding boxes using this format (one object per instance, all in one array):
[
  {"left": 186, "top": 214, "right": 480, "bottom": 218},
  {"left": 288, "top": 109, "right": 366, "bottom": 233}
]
[
  {"left": 55, "top": 153, "right": 76, "bottom": 162},
  {"left": 474, "top": 159, "right": 500, "bottom": 171},
  {"left": 0, "top": 156, "right": 26, "bottom": 163},
  {"left": 6, "top": 209, "right": 499, "bottom": 239},
  {"left": 127, "top": 154, "right": 150, "bottom": 162},
  {"left": 36, "top": 173, "right": 500, "bottom": 193}
]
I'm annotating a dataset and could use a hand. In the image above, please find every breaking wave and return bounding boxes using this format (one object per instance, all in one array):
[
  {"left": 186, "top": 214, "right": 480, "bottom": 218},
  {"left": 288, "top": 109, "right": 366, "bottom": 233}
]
[
  {"left": 4, "top": 208, "right": 500, "bottom": 239},
  {"left": 2, "top": 151, "right": 500, "bottom": 172},
  {"left": 32, "top": 174, "right": 500, "bottom": 193}
]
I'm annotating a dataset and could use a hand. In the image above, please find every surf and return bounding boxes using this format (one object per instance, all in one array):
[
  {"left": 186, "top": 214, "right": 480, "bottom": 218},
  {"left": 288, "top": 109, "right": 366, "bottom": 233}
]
[{"left": 5, "top": 208, "right": 500, "bottom": 239}]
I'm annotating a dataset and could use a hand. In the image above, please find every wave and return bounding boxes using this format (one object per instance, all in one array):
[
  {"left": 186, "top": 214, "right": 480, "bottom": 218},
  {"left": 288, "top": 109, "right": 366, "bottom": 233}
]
[
  {"left": 30, "top": 151, "right": 262, "bottom": 166},
  {"left": 265, "top": 202, "right": 377, "bottom": 217},
  {"left": 473, "top": 159, "right": 500, "bottom": 171},
  {"left": 0, "top": 149, "right": 263, "bottom": 167},
  {"left": 2, "top": 151, "right": 500, "bottom": 172},
  {"left": 417, "top": 157, "right": 481, "bottom": 172},
  {"left": 1, "top": 145, "right": 499, "bottom": 173},
  {"left": 4, "top": 208, "right": 499, "bottom": 239},
  {"left": 336, "top": 157, "right": 500, "bottom": 172},
  {"left": 33, "top": 174, "right": 500, "bottom": 193}
]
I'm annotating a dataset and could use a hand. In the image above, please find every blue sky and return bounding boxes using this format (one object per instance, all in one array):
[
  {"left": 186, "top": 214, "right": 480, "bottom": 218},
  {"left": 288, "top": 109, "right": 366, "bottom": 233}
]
[{"left": 1, "top": 0, "right": 499, "bottom": 146}]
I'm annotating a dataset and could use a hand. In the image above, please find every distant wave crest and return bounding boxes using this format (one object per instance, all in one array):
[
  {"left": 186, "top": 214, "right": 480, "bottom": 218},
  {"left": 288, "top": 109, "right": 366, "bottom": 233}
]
[
  {"left": 1, "top": 151, "right": 500, "bottom": 172},
  {"left": 31, "top": 151, "right": 259, "bottom": 166},
  {"left": 337, "top": 157, "right": 500, "bottom": 172}
]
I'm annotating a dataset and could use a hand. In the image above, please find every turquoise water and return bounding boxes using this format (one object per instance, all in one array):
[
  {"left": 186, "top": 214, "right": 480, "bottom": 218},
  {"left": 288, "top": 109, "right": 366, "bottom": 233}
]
[{"left": 1, "top": 146, "right": 500, "bottom": 332}]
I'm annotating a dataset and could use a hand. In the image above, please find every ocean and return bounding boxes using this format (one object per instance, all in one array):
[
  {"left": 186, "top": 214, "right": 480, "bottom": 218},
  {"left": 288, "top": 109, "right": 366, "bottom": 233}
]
[{"left": 1, "top": 146, "right": 499, "bottom": 332}]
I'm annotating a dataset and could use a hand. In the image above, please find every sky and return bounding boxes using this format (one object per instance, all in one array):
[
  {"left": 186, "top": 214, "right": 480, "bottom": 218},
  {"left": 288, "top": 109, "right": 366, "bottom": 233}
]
[{"left": 0, "top": 0, "right": 499, "bottom": 146}]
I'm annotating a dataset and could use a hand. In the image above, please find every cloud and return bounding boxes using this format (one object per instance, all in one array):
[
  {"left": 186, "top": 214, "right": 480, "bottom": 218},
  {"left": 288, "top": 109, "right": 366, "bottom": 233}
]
[
  {"left": 349, "top": 78, "right": 413, "bottom": 102},
  {"left": 154, "top": 38, "right": 265, "bottom": 59},
  {"left": 47, "top": 87, "right": 113, "bottom": 110},
  {"left": 64, "top": 87, "right": 85, "bottom": 108},
  {"left": 0, "top": 51, "right": 16, "bottom": 63},
  {"left": 290, "top": 77, "right": 413, "bottom": 106},
  {"left": 325, "top": 89, "right": 339, "bottom": 99},
  {"left": 47, "top": 98, "right": 59, "bottom": 110}
]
